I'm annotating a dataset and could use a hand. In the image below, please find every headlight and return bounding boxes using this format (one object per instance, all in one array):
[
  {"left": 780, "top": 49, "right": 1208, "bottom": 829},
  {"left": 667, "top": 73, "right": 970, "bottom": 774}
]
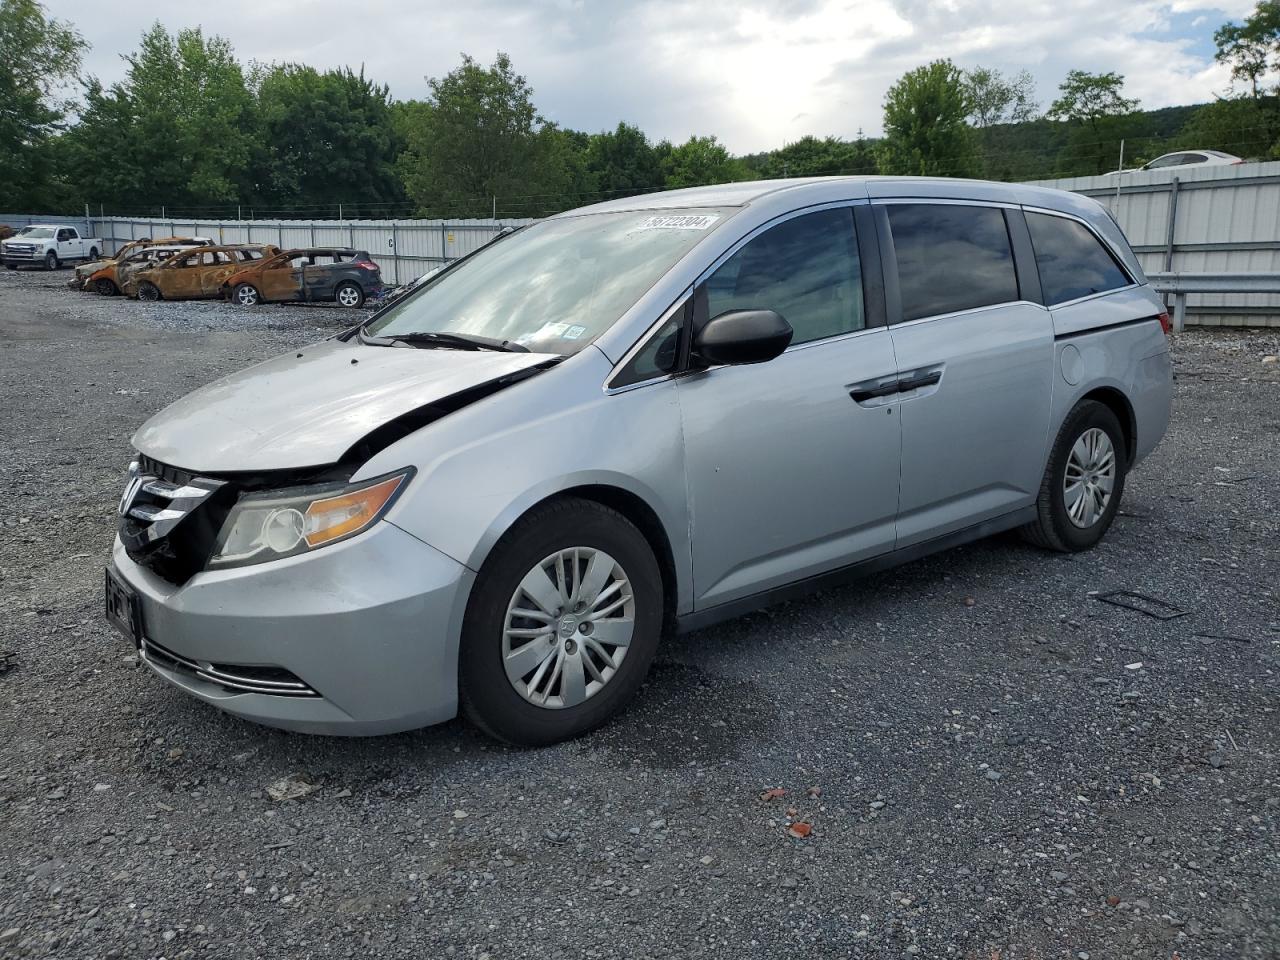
[{"left": 209, "top": 469, "right": 413, "bottom": 569}]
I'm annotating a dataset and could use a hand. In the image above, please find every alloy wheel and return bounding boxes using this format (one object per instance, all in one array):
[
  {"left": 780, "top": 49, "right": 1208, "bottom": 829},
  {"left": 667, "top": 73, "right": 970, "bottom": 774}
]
[
  {"left": 502, "top": 547, "right": 635, "bottom": 709},
  {"left": 337, "top": 285, "right": 361, "bottom": 307},
  {"left": 1063, "top": 427, "right": 1116, "bottom": 528}
]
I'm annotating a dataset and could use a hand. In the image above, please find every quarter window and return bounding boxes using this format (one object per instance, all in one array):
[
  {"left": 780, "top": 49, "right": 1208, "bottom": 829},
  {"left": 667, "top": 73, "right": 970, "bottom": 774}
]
[
  {"left": 886, "top": 204, "right": 1019, "bottom": 321},
  {"left": 703, "top": 208, "right": 864, "bottom": 345},
  {"left": 1025, "top": 212, "right": 1131, "bottom": 306}
]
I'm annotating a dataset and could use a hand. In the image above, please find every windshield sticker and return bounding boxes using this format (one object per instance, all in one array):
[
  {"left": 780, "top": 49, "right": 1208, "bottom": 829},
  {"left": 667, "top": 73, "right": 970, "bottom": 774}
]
[
  {"left": 519, "top": 321, "right": 589, "bottom": 343},
  {"left": 637, "top": 214, "right": 720, "bottom": 231}
]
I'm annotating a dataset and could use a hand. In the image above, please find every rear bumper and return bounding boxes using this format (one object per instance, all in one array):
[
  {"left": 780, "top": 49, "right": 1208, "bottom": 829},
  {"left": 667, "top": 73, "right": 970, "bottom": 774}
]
[{"left": 109, "top": 520, "right": 474, "bottom": 735}]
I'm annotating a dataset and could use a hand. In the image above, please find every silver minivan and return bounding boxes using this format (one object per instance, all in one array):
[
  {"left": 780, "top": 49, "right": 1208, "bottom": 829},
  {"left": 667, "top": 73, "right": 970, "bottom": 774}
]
[{"left": 106, "top": 177, "right": 1174, "bottom": 744}]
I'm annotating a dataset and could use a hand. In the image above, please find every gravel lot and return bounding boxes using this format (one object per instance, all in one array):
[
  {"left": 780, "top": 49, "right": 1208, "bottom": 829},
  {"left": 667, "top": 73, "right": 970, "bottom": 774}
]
[{"left": 1, "top": 266, "right": 1277, "bottom": 959}]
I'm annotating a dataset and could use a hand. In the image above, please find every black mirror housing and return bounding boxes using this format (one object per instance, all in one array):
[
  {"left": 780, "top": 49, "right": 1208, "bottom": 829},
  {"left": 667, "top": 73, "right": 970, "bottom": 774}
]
[{"left": 692, "top": 309, "right": 793, "bottom": 366}]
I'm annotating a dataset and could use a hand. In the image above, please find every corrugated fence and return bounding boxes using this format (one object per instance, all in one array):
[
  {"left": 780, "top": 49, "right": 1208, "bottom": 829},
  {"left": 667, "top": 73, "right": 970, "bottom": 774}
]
[
  {"left": 9, "top": 163, "right": 1280, "bottom": 324},
  {"left": 0, "top": 215, "right": 533, "bottom": 286}
]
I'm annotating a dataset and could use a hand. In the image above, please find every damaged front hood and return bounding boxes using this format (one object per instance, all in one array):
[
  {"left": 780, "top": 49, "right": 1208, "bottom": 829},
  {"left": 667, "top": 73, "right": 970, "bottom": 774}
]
[{"left": 133, "top": 339, "right": 557, "bottom": 473}]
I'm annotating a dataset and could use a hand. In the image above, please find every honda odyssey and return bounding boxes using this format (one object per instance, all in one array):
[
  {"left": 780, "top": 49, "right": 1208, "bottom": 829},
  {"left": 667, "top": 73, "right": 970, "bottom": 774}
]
[{"left": 106, "top": 177, "right": 1173, "bottom": 745}]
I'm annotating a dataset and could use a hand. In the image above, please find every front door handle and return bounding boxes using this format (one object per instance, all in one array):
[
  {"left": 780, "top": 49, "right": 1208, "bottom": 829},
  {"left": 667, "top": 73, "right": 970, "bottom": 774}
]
[
  {"left": 849, "top": 379, "right": 900, "bottom": 403},
  {"left": 897, "top": 370, "right": 942, "bottom": 392}
]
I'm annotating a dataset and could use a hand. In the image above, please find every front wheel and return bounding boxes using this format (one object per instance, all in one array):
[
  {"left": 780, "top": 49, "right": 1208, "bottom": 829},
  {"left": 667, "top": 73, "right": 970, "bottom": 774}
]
[
  {"left": 4, "top": 263, "right": 15, "bottom": 271},
  {"left": 136, "top": 281, "right": 161, "bottom": 302},
  {"left": 335, "top": 282, "right": 364, "bottom": 308},
  {"left": 233, "top": 283, "right": 261, "bottom": 306},
  {"left": 94, "top": 278, "right": 117, "bottom": 296},
  {"left": 1021, "top": 400, "right": 1127, "bottom": 552},
  {"left": 44, "top": 251, "right": 58, "bottom": 270},
  {"left": 459, "top": 498, "right": 664, "bottom": 746}
]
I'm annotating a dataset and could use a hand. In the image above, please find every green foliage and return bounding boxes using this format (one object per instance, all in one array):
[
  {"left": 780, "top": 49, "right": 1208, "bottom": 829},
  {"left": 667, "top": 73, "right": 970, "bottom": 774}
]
[
  {"left": 65, "top": 23, "right": 256, "bottom": 210},
  {"left": 399, "top": 53, "right": 566, "bottom": 217},
  {"left": 251, "top": 64, "right": 405, "bottom": 213},
  {"left": 585, "top": 122, "right": 663, "bottom": 197},
  {"left": 877, "top": 60, "right": 977, "bottom": 177},
  {"left": 964, "top": 67, "right": 1038, "bottom": 127},
  {"left": 1044, "top": 71, "right": 1142, "bottom": 175},
  {"left": 656, "top": 135, "right": 751, "bottom": 188},
  {"left": 0, "top": 0, "right": 85, "bottom": 209},
  {"left": 1214, "top": 1, "right": 1280, "bottom": 97},
  {"left": 1176, "top": 95, "right": 1280, "bottom": 159},
  {"left": 747, "top": 134, "right": 876, "bottom": 178}
]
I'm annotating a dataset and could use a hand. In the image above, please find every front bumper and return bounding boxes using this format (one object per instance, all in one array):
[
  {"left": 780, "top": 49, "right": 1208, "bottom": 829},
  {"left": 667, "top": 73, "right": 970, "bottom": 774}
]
[
  {"left": 2, "top": 249, "right": 45, "bottom": 265},
  {"left": 109, "top": 520, "right": 474, "bottom": 735}
]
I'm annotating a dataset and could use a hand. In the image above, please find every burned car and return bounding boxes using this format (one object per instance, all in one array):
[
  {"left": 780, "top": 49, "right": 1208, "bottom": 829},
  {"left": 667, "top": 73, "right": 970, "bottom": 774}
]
[
  {"left": 223, "top": 248, "right": 384, "bottom": 308},
  {"left": 71, "top": 236, "right": 213, "bottom": 291},
  {"left": 123, "top": 245, "right": 280, "bottom": 301},
  {"left": 84, "top": 245, "right": 195, "bottom": 296}
]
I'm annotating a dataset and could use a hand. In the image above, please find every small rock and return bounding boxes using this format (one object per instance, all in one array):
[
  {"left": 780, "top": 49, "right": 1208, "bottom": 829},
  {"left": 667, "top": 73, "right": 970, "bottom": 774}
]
[
  {"left": 265, "top": 773, "right": 319, "bottom": 802},
  {"left": 649, "top": 818, "right": 667, "bottom": 829},
  {"left": 166, "top": 747, "right": 184, "bottom": 760},
  {"left": 1051, "top": 870, "right": 1068, "bottom": 882},
  {"left": 92, "top": 783, "right": 111, "bottom": 793},
  {"left": 869, "top": 800, "right": 886, "bottom": 810},
  {"left": 780, "top": 877, "right": 798, "bottom": 889},
  {"left": 453, "top": 809, "right": 469, "bottom": 819},
  {"left": 699, "top": 855, "right": 713, "bottom": 866},
  {"left": 0, "top": 929, "right": 19, "bottom": 942},
  {"left": 985, "top": 769, "right": 1002, "bottom": 782}
]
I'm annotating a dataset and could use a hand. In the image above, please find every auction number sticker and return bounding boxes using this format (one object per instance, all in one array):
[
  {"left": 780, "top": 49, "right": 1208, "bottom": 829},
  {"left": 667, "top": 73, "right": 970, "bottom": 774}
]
[{"left": 637, "top": 214, "right": 720, "bottom": 231}]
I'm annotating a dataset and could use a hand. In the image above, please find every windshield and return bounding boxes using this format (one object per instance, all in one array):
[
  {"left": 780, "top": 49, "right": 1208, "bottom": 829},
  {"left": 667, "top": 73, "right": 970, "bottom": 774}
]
[
  {"left": 22, "top": 227, "right": 55, "bottom": 238},
  {"left": 365, "top": 208, "right": 729, "bottom": 355}
]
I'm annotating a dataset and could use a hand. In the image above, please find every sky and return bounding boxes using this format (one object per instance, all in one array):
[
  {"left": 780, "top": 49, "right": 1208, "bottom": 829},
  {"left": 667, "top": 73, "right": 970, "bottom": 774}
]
[{"left": 45, "top": 0, "right": 1258, "bottom": 154}]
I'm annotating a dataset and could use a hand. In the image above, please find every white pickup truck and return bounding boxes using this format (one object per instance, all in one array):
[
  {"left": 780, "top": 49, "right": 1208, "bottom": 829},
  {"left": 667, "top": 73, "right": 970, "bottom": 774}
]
[{"left": 2, "top": 224, "right": 104, "bottom": 271}]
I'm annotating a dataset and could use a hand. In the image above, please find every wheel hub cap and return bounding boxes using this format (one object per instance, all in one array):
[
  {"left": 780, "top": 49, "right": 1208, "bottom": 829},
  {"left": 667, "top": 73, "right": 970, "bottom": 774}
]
[
  {"left": 502, "top": 547, "right": 635, "bottom": 710},
  {"left": 1063, "top": 427, "right": 1116, "bottom": 528}
]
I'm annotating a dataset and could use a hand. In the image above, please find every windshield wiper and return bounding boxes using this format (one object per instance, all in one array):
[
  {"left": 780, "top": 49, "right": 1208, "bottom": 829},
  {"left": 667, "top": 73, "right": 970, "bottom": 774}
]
[{"left": 384, "top": 331, "right": 530, "bottom": 353}]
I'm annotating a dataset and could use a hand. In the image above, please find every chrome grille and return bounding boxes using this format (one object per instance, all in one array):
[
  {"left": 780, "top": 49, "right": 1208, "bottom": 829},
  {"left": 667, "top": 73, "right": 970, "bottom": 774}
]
[
  {"left": 140, "top": 637, "right": 319, "bottom": 697},
  {"left": 118, "top": 459, "right": 224, "bottom": 549}
]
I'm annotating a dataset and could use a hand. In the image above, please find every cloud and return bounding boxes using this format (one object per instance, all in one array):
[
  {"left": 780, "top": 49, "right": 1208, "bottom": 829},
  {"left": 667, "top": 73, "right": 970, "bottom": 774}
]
[{"left": 47, "top": 0, "right": 1254, "bottom": 155}]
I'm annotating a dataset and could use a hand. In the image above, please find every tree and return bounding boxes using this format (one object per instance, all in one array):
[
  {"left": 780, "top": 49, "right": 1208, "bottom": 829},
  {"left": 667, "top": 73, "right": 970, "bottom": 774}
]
[
  {"left": 964, "top": 67, "right": 1038, "bottom": 127},
  {"left": 1214, "top": 2, "right": 1280, "bottom": 97},
  {"left": 877, "top": 60, "right": 976, "bottom": 177},
  {"left": 1046, "top": 70, "right": 1141, "bottom": 175},
  {"left": 585, "top": 122, "right": 662, "bottom": 198},
  {"left": 251, "top": 63, "right": 405, "bottom": 213},
  {"left": 0, "top": 0, "right": 85, "bottom": 210},
  {"left": 399, "top": 53, "right": 565, "bottom": 217},
  {"left": 752, "top": 135, "right": 875, "bottom": 178},
  {"left": 658, "top": 135, "right": 750, "bottom": 188},
  {"left": 65, "top": 23, "right": 256, "bottom": 211},
  {"left": 1177, "top": 95, "right": 1280, "bottom": 159}
]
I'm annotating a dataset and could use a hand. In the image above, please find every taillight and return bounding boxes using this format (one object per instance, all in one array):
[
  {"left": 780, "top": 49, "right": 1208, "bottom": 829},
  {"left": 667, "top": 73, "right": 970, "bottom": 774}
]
[
  {"left": 357, "top": 261, "right": 379, "bottom": 271},
  {"left": 1156, "top": 312, "right": 1172, "bottom": 335}
]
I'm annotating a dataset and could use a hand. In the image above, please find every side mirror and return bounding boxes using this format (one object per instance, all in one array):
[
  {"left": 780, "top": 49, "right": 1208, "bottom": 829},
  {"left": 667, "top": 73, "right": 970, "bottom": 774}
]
[{"left": 692, "top": 309, "right": 793, "bottom": 366}]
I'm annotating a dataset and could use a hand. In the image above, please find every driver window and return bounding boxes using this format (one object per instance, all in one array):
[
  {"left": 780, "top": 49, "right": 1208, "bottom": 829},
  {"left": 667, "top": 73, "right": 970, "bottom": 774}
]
[{"left": 702, "top": 208, "right": 864, "bottom": 346}]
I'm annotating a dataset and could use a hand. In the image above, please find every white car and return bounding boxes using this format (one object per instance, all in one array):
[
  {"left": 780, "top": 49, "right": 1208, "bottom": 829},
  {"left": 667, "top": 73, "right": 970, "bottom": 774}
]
[{"left": 1109, "top": 150, "right": 1243, "bottom": 175}]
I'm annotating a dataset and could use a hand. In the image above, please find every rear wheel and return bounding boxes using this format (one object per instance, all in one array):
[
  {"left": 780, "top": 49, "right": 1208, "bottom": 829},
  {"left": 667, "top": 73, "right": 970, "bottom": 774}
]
[
  {"left": 459, "top": 498, "right": 664, "bottom": 746},
  {"left": 335, "top": 282, "right": 364, "bottom": 308},
  {"left": 44, "top": 251, "right": 58, "bottom": 271},
  {"left": 1021, "top": 400, "right": 1127, "bottom": 552},
  {"left": 136, "top": 281, "right": 161, "bottom": 302},
  {"left": 88, "top": 247, "right": 99, "bottom": 260},
  {"left": 233, "top": 283, "right": 261, "bottom": 306}
]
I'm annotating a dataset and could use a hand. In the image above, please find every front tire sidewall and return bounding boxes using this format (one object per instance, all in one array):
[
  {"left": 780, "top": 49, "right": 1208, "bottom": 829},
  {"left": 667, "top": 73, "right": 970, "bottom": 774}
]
[
  {"left": 137, "top": 283, "right": 160, "bottom": 302},
  {"left": 1044, "top": 402, "right": 1127, "bottom": 551},
  {"left": 459, "top": 500, "right": 663, "bottom": 746},
  {"left": 45, "top": 252, "right": 58, "bottom": 270},
  {"left": 235, "top": 284, "right": 261, "bottom": 306}
]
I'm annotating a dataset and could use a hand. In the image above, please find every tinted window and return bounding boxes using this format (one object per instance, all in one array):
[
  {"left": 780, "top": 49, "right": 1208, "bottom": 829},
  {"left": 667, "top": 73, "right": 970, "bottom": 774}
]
[
  {"left": 887, "top": 204, "right": 1018, "bottom": 321},
  {"left": 1025, "top": 212, "right": 1131, "bottom": 305},
  {"left": 703, "top": 208, "right": 863, "bottom": 345}
]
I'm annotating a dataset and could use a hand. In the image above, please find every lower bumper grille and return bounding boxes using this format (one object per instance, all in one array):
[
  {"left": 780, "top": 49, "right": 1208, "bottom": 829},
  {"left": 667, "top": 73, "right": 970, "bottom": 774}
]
[{"left": 140, "top": 637, "right": 319, "bottom": 697}]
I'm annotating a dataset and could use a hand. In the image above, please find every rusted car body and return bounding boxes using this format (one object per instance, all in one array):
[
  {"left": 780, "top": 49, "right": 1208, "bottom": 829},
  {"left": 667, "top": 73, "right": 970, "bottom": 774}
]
[
  {"left": 84, "top": 245, "right": 194, "bottom": 295},
  {"left": 123, "top": 245, "right": 280, "bottom": 301},
  {"left": 71, "top": 236, "right": 213, "bottom": 291},
  {"left": 222, "top": 248, "right": 384, "bottom": 308}
]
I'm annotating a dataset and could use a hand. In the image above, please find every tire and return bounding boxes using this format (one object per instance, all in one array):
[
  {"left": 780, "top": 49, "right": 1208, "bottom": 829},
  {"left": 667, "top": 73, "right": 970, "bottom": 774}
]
[
  {"left": 4, "top": 264, "right": 15, "bottom": 271},
  {"left": 94, "top": 278, "right": 117, "bottom": 296},
  {"left": 233, "top": 283, "right": 261, "bottom": 306},
  {"left": 136, "top": 281, "right": 161, "bottom": 302},
  {"left": 44, "top": 251, "right": 58, "bottom": 271},
  {"left": 335, "top": 282, "right": 364, "bottom": 309},
  {"left": 88, "top": 247, "right": 99, "bottom": 260},
  {"left": 1021, "top": 400, "right": 1127, "bottom": 552},
  {"left": 459, "top": 498, "right": 664, "bottom": 746}
]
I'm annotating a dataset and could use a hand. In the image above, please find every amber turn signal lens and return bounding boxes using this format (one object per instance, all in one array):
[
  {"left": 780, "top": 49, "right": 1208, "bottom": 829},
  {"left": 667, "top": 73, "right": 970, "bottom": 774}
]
[{"left": 303, "top": 475, "right": 405, "bottom": 548}]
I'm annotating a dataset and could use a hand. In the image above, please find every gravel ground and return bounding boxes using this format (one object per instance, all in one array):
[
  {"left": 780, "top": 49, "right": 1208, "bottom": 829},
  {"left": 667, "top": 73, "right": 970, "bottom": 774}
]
[{"left": 1, "top": 266, "right": 1277, "bottom": 959}]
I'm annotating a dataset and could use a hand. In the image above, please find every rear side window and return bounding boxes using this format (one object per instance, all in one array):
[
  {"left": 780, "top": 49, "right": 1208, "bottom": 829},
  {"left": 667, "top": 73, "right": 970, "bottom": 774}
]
[
  {"left": 1025, "top": 212, "right": 1131, "bottom": 305},
  {"left": 886, "top": 204, "right": 1018, "bottom": 321},
  {"left": 703, "top": 208, "right": 863, "bottom": 345}
]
